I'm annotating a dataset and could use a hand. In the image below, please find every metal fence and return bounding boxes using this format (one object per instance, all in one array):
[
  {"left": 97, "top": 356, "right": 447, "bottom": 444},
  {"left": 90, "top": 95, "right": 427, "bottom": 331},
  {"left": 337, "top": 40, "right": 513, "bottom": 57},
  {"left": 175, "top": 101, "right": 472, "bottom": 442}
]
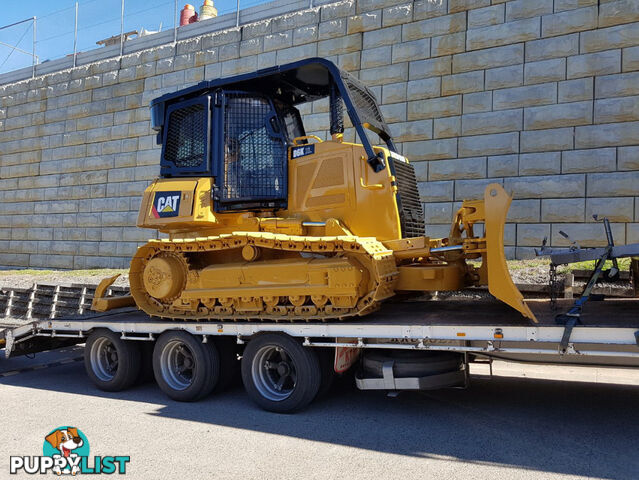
[{"left": 0, "top": 0, "right": 318, "bottom": 78}]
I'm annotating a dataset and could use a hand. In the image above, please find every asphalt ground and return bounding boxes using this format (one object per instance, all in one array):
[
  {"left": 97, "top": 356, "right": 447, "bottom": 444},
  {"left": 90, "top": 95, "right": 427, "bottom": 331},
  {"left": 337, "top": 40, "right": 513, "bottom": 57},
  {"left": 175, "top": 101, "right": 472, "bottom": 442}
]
[{"left": 0, "top": 347, "right": 637, "bottom": 480}]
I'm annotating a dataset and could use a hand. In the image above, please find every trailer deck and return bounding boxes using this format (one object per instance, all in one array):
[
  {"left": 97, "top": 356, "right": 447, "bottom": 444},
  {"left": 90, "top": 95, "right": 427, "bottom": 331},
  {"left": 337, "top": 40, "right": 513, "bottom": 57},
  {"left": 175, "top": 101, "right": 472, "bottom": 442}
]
[{"left": 4, "top": 298, "right": 639, "bottom": 368}]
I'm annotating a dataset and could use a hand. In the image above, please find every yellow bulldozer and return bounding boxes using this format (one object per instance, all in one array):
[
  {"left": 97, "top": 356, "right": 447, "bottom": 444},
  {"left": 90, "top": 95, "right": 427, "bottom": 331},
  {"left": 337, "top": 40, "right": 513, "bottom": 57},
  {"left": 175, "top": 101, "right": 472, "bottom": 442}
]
[{"left": 93, "top": 58, "right": 535, "bottom": 323}]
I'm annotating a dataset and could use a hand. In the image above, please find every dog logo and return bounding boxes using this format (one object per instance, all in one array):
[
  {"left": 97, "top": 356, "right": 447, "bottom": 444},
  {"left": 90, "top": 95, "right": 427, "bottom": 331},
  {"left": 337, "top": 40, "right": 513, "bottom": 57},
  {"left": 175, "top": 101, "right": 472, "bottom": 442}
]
[
  {"left": 152, "top": 191, "right": 181, "bottom": 218},
  {"left": 43, "top": 426, "right": 89, "bottom": 475}
]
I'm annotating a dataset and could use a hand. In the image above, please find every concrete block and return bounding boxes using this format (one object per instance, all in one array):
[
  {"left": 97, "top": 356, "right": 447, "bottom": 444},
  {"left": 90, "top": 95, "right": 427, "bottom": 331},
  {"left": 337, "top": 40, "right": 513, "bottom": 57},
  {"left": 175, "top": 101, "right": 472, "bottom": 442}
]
[
  {"left": 321, "top": 1, "right": 356, "bottom": 21},
  {"left": 558, "top": 78, "right": 593, "bottom": 103},
  {"left": 493, "top": 82, "right": 557, "bottom": 110},
  {"left": 623, "top": 45, "right": 639, "bottom": 72},
  {"left": 598, "top": 0, "right": 639, "bottom": 28},
  {"left": 618, "top": 146, "right": 639, "bottom": 170},
  {"left": 525, "top": 33, "right": 579, "bottom": 62},
  {"left": 520, "top": 127, "right": 574, "bottom": 152},
  {"left": 453, "top": 44, "right": 524, "bottom": 73},
  {"left": 506, "top": 0, "right": 552, "bottom": 21},
  {"left": 360, "top": 63, "right": 408, "bottom": 86},
  {"left": 423, "top": 202, "right": 454, "bottom": 224},
  {"left": 466, "top": 17, "right": 540, "bottom": 51},
  {"left": 488, "top": 154, "right": 519, "bottom": 177},
  {"left": 485, "top": 64, "right": 523, "bottom": 90},
  {"left": 441, "top": 71, "right": 484, "bottom": 95},
  {"left": 517, "top": 224, "right": 550, "bottom": 246},
  {"left": 519, "top": 152, "right": 561, "bottom": 175},
  {"left": 414, "top": 0, "right": 448, "bottom": 21},
  {"left": 402, "top": 12, "right": 466, "bottom": 42},
  {"left": 263, "top": 32, "right": 293, "bottom": 52},
  {"left": 542, "top": 6, "right": 597, "bottom": 37},
  {"left": 363, "top": 25, "right": 401, "bottom": 48},
  {"left": 586, "top": 197, "right": 634, "bottom": 222},
  {"left": 383, "top": 3, "right": 412, "bottom": 27},
  {"left": 318, "top": 34, "right": 362, "bottom": 56},
  {"left": 361, "top": 46, "right": 392, "bottom": 68},
  {"left": 575, "top": 121, "right": 639, "bottom": 148},
  {"left": 406, "top": 77, "right": 441, "bottom": 100},
  {"left": 627, "top": 223, "right": 639, "bottom": 243},
  {"left": 567, "top": 50, "right": 621, "bottom": 79},
  {"left": 403, "top": 138, "right": 457, "bottom": 160},
  {"left": 407, "top": 95, "right": 461, "bottom": 120},
  {"left": 462, "top": 91, "right": 492, "bottom": 113},
  {"left": 433, "top": 116, "right": 461, "bottom": 138},
  {"left": 505, "top": 173, "right": 585, "bottom": 198},
  {"left": 391, "top": 38, "right": 431, "bottom": 63},
  {"left": 562, "top": 148, "right": 616, "bottom": 173},
  {"left": 595, "top": 96, "right": 639, "bottom": 123},
  {"left": 462, "top": 109, "right": 523, "bottom": 136},
  {"left": 380, "top": 102, "right": 406, "bottom": 123},
  {"left": 507, "top": 199, "right": 540, "bottom": 222},
  {"left": 276, "top": 43, "right": 317, "bottom": 64},
  {"left": 337, "top": 51, "right": 361, "bottom": 71},
  {"left": 321, "top": 19, "right": 347, "bottom": 39},
  {"left": 468, "top": 4, "right": 504, "bottom": 29},
  {"left": 454, "top": 178, "right": 501, "bottom": 201},
  {"left": 382, "top": 82, "right": 407, "bottom": 104},
  {"left": 588, "top": 171, "right": 639, "bottom": 196},
  {"left": 418, "top": 180, "right": 454, "bottom": 201},
  {"left": 429, "top": 157, "right": 486, "bottom": 180},
  {"left": 390, "top": 119, "right": 433, "bottom": 142},
  {"left": 553, "top": 0, "right": 597, "bottom": 12},
  {"left": 409, "top": 56, "right": 451, "bottom": 79},
  {"left": 595, "top": 71, "right": 639, "bottom": 99},
  {"left": 541, "top": 198, "right": 585, "bottom": 222},
  {"left": 581, "top": 22, "right": 639, "bottom": 54},
  {"left": 551, "top": 223, "right": 625, "bottom": 247},
  {"left": 431, "top": 32, "right": 466, "bottom": 57},
  {"left": 524, "top": 58, "right": 566, "bottom": 85},
  {"left": 458, "top": 132, "right": 519, "bottom": 157},
  {"left": 271, "top": 9, "right": 318, "bottom": 33},
  {"left": 524, "top": 101, "right": 593, "bottom": 130},
  {"left": 293, "top": 25, "right": 318, "bottom": 46}
]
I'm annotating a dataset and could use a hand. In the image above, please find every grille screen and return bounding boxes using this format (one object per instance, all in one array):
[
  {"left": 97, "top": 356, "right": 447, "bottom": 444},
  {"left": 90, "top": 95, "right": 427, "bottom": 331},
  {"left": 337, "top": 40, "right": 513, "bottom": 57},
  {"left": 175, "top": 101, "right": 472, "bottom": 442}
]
[
  {"left": 221, "top": 93, "right": 286, "bottom": 204},
  {"left": 392, "top": 160, "right": 425, "bottom": 238},
  {"left": 164, "top": 103, "right": 207, "bottom": 169}
]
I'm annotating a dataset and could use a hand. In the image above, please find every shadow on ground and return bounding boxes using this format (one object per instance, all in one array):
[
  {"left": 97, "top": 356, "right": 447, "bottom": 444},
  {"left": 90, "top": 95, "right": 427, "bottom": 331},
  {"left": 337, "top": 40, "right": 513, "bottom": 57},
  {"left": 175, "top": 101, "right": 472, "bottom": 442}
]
[{"left": 2, "top": 351, "right": 638, "bottom": 479}]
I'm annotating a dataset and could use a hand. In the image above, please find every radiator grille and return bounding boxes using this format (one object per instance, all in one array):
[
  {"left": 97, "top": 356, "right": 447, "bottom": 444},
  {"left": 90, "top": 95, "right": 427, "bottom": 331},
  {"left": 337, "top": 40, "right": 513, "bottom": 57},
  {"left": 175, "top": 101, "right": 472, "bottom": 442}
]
[{"left": 392, "top": 159, "right": 425, "bottom": 238}]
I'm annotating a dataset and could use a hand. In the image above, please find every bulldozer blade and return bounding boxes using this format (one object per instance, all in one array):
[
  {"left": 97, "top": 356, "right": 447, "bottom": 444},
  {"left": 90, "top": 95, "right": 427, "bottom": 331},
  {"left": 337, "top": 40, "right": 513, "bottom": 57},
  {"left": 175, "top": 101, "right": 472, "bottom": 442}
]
[
  {"left": 91, "top": 274, "right": 135, "bottom": 312},
  {"left": 484, "top": 185, "right": 538, "bottom": 323}
]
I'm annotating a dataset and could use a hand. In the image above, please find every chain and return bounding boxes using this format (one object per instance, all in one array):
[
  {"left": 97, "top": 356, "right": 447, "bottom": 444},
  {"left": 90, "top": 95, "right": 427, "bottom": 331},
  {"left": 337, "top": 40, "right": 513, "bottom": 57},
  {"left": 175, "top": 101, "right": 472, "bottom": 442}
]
[{"left": 549, "top": 263, "right": 559, "bottom": 311}]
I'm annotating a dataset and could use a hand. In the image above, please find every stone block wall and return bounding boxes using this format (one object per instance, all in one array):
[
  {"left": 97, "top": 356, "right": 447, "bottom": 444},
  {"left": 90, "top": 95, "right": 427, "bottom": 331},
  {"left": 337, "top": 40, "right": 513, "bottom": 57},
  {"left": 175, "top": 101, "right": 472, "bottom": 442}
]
[{"left": 1, "top": 0, "right": 638, "bottom": 268}]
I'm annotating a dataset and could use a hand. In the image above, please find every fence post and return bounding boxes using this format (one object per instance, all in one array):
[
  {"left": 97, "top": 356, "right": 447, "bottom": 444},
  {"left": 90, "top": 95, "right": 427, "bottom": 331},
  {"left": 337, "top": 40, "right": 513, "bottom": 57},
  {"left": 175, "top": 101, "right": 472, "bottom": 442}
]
[
  {"left": 236, "top": 0, "right": 240, "bottom": 28},
  {"left": 119, "top": 0, "right": 125, "bottom": 57},
  {"left": 174, "top": 0, "right": 178, "bottom": 44},
  {"left": 73, "top": 2, "right": 78, "bottom": 67},
  {"left": 32, "top": 16, "right": 36, "bottom": 78}
]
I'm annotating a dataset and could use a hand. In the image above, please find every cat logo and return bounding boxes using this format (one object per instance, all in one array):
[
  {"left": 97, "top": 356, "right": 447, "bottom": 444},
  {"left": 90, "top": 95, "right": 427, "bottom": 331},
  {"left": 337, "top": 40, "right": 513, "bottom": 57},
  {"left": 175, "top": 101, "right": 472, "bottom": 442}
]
[{"left": 152, "top": 191, "right": 181, "bottom": 218}]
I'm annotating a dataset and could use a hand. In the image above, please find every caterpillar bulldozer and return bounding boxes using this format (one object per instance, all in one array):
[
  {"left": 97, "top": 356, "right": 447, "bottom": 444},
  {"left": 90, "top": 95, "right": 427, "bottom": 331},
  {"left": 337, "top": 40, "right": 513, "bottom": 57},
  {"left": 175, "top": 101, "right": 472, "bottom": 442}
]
[{"left": 93, "top": 58, "right": 536, "bottom": 323}]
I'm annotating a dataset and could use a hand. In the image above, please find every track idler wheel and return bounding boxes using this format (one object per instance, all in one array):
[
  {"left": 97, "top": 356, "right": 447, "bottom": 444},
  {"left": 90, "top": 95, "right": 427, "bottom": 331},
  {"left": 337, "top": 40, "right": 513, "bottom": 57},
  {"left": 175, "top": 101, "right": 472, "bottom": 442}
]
[{"left": 142, "top": 252, "right": 187, "bottom": 304}]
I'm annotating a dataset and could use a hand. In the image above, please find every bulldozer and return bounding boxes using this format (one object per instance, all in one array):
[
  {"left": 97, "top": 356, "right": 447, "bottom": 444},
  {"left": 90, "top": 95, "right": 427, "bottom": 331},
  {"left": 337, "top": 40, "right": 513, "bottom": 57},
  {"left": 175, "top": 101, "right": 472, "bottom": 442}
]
[{"left": 93, "top": 58, "right": 536, "bottom": 323}]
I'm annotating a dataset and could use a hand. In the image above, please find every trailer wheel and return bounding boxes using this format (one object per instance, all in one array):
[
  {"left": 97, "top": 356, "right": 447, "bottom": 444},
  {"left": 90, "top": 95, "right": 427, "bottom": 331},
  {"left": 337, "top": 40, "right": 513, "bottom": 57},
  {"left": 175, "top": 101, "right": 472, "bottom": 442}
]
[
  {"left": 153, "top": 331, "right": 219, "bottom": 402},
  {"left": 85, "top": 329, "right": 141, "bottom": 392},
  {"left": 241, "top": 333, "right": 320, "bottom": 413}
]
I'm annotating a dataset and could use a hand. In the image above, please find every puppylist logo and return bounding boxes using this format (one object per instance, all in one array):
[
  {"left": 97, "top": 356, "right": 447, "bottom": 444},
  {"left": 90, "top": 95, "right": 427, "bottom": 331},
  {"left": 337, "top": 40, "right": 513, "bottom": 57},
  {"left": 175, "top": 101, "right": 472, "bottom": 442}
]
[{"left": 10, "top": 427, "right": 130, "bottom": 475}]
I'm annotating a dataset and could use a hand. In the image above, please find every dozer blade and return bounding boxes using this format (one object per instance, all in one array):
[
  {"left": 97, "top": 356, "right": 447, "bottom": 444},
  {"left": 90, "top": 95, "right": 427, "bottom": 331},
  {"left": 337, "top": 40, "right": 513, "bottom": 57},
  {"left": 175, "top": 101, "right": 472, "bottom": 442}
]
[
  {"left": 483, "top": 185, "right": 537, "bottom": 323},
  {"left": 91, "top": 274, "right": 135, "bottom": 312}
]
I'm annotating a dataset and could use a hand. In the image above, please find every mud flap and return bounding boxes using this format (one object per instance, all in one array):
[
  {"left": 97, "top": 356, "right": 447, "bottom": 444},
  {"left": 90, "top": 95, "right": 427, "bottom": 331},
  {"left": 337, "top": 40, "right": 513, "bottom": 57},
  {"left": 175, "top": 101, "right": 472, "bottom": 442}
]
[
  {"left": 91, "top": 274, "right": 135, "bottom": 312},
  {"left": 483, "top": 185, "right": 537, "bottom": 323}
]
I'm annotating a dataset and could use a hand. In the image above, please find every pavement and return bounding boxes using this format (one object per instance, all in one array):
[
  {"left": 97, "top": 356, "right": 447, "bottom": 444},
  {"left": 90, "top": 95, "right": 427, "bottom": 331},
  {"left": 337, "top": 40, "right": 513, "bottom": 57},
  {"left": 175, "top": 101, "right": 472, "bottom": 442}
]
[{"left": 0, "top": 347, "right": 637, "bottom": 480}]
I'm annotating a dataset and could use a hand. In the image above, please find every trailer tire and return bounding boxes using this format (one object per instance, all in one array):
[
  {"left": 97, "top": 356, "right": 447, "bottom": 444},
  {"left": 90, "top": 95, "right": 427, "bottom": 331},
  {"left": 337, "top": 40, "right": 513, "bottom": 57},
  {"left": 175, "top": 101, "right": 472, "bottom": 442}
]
[
  {"left": 362, "top": 350, "right": 462, "bottom": 378},
  {"left": 153, "top": 331, "right": 219, "bottom": 402},
  {"left": 85, "top": 329, "right": 141, "bottom": 392},
  {"left": 242, "top": 333, "right": 320, "bottom": 413}
]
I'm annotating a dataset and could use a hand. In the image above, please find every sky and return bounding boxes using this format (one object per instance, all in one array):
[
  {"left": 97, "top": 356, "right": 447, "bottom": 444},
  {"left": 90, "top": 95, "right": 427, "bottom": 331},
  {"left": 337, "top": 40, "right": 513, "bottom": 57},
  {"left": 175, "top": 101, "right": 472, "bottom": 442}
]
[{"left": 0, "top": 0, "right": 267, "bottom": 75}]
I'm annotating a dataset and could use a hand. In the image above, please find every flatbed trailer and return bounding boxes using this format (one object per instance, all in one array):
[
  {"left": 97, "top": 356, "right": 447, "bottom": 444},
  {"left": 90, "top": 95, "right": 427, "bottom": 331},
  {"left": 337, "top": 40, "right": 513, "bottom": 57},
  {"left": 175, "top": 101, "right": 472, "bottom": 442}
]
[{"left": 2, "top": 298, "right": 638, "bottom": 412}]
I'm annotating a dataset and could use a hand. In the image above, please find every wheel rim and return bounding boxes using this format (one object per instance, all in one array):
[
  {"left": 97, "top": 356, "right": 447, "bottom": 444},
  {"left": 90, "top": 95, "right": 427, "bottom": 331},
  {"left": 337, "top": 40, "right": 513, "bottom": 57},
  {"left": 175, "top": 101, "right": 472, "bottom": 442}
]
[
  {"left": 160, "top": 340, "right": 196, "bottom": 391},
  {"left": 90, "top": 337, "right": 119, "bottom": 381},
  {"left": 252, "top": 345, "right": 297, "bottom": 402}
]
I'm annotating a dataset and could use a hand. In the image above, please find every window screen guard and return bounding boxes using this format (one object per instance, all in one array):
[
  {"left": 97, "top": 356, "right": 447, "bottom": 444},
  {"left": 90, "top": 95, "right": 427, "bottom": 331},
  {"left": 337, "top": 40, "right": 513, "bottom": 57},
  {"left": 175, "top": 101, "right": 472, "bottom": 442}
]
[
  {"left": 161, "top": 96, "right": 211, "bottom": 175},
  {"left": 216, "top": 92, "right": 288, "bottom": 210}
]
